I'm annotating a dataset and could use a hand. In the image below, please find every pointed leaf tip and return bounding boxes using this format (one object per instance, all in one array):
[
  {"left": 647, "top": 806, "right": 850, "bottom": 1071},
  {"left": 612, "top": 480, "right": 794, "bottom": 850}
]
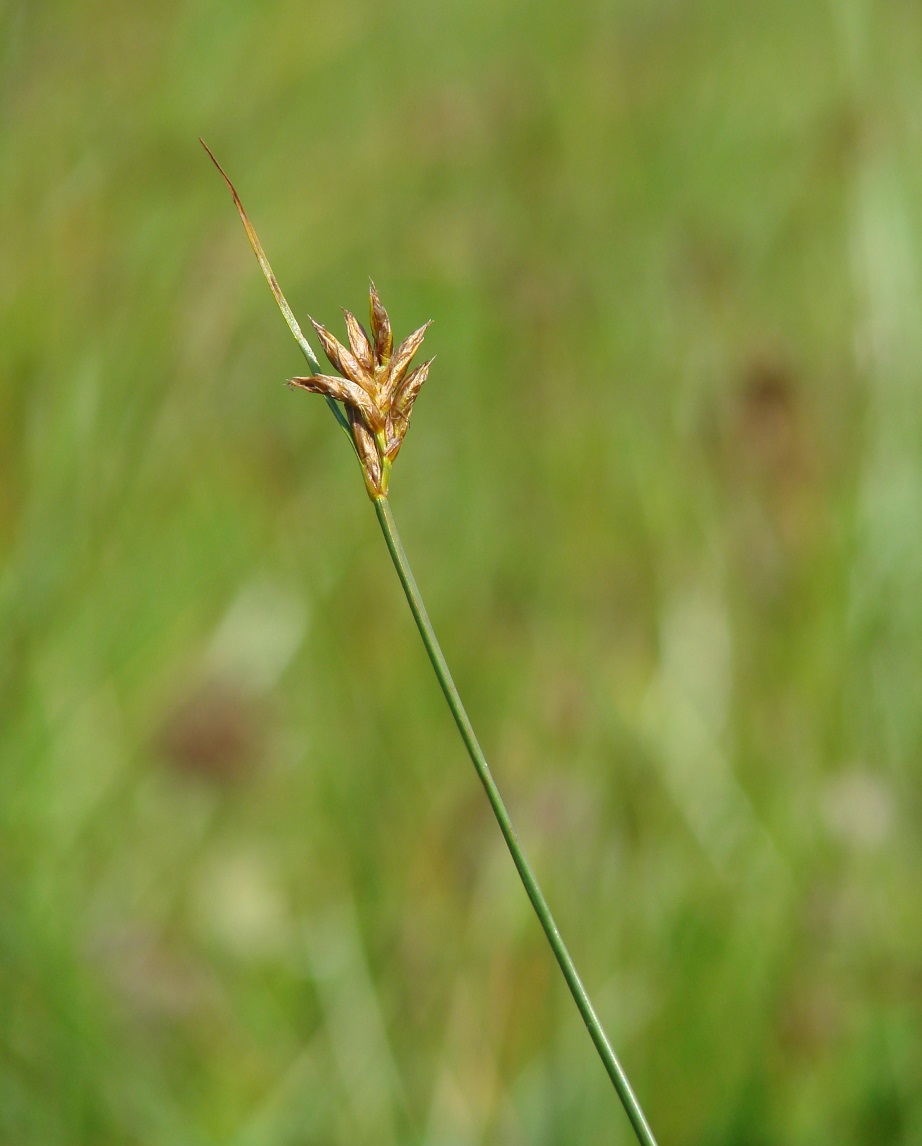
[{"left": 200, "top": 138, "right": 237, "bottom": 197}]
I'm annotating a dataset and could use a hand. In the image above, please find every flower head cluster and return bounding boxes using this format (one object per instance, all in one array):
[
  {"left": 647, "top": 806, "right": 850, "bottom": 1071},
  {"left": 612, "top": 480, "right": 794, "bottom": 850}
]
[{"left": 289, "top": 284, "right": 432, "bottom": 498}]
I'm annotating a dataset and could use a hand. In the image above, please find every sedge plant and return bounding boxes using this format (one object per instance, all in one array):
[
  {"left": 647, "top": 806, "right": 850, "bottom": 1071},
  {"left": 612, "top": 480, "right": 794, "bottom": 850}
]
[{"left": 203, "top": 140, "right": 658, "bottom": 1146}]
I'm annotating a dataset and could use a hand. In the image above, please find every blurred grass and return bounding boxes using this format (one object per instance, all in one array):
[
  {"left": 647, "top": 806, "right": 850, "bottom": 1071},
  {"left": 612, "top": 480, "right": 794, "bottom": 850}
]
[{"left": 2, "top": 0, "right": 922, "bottom": 1142}]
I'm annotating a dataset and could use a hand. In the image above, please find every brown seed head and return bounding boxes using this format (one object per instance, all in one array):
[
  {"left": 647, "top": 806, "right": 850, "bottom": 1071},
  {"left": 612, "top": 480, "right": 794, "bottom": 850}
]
[{"left": 296, "top": 288, "right": 432, "bottom": 497}]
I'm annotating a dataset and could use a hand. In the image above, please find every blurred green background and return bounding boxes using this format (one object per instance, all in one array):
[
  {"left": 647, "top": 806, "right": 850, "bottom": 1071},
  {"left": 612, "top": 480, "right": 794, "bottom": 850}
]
[{"left": 2, "top": 0, "right": 922, "bottom": 1142}]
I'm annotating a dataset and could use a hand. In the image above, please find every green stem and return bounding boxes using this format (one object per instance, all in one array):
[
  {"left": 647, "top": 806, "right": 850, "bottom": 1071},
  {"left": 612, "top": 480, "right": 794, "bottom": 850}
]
[{"left": 373, "top": 495, "right": 658, "bottom": 1146}]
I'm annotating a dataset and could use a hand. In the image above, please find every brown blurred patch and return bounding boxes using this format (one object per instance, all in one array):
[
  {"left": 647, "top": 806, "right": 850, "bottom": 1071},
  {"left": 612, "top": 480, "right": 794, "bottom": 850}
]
[
  {"left": 736, "top": 353, "right": 808, "bottom": 484},
  {"left": 775, "top": 978, "right": 841, "bottom": 1060},
  {"left": 716, "top": 348, "right": 828, "bottom": 597},
  {"left": 157, "top": 677, "right": 265, "bottom": 785},
  {"left": 90, "top": 924, "right": 220, "bottom": 1027}
]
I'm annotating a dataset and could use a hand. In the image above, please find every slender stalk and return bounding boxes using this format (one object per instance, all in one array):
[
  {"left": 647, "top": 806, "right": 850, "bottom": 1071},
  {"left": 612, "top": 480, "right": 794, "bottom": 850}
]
[
  {"left": 373, "top": 495, "right": 658, "bottom": 1146},
  {"left": 202, "top": 141, "right": 655, "bottom": 1139}
]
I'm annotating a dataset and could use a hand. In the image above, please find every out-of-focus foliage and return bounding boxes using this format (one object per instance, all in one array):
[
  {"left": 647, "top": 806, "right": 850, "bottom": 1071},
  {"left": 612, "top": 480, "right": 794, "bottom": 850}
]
[{"left": 2, "top": 0, "right": 921, "bottom": 1142}]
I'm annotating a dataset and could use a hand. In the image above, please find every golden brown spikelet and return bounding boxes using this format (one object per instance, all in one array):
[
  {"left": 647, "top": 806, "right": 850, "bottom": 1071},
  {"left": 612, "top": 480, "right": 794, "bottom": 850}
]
[
  {"left": 369, "top": 280, "right": 393, "bottom": 366},
  {"left": 309, "top": 318, "right": 376, "bottom": 395},
  {"left": 342, "top": 309, "right": 375, "bottom": 373},
  {"left": 288, "top": 373, "right": 385, "bottom": 432},
  {"left": 348, "top": 406, "right": 383, "bottom": 497},
  {"left": 385, "top": 323, "right": 432, "bottom": 404}
]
